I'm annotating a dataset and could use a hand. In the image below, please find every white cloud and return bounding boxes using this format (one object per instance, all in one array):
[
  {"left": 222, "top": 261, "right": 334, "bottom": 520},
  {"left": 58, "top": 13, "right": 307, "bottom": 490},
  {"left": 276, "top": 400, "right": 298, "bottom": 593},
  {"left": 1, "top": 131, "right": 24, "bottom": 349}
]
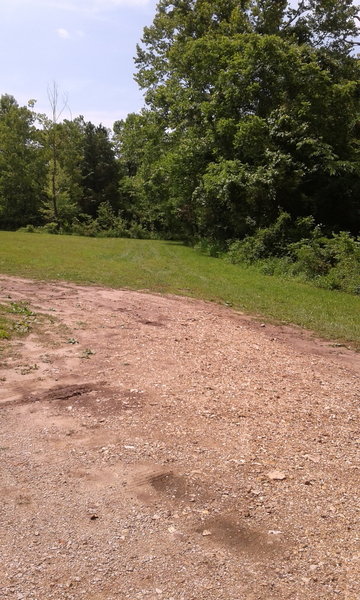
[
  {"left": 55, "top": 27, "right": 86, "bottom": 39},
  {"left": 56, "top": 27, "right": 70, "bottom": 38}
]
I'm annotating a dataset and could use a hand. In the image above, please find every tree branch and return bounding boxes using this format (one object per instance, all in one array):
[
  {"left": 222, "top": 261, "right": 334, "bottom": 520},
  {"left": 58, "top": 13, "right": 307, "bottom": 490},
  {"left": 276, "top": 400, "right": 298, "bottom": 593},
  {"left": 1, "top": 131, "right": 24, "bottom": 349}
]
[{"left": 282, "top": 0, "right": 309, "bottom": 30}]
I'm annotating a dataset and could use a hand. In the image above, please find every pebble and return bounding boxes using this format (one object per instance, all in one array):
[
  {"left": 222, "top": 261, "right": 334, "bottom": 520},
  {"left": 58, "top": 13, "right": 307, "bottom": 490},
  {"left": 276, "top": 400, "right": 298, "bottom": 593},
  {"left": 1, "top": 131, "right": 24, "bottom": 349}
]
[{"left": 267, "top": 470, "right": 287, "bottom": 481}]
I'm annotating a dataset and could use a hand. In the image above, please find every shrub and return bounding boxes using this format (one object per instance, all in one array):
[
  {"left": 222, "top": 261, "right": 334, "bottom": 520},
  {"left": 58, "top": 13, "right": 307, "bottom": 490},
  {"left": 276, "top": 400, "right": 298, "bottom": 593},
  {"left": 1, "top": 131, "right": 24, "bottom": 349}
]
[
  {"left": 194, "top": 238, "right": 226, "bottom": 258},
  {"left": 226, "top": 212, "right": 293, "bottom": 263},
  {"left": 41, "top": 222, "right": 60, "bottom": 234},
  {"left": 127, "top": 221, "right": 151, "bottom": 239},
  {"left": 225, "top": 215, "right": 360, "bottom": 295}
]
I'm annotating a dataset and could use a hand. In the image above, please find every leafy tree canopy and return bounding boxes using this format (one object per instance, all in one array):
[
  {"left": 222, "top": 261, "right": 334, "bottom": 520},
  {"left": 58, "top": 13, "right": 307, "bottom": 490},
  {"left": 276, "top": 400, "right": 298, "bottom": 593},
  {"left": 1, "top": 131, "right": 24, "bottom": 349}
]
[{"left": 127, "top": 0, "right": 360, "bottom": 238}]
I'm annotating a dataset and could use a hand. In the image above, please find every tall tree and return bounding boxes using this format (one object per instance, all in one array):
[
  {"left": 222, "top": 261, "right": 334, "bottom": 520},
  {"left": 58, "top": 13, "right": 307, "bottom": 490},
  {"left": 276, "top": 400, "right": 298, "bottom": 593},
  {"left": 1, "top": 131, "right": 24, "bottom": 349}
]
[
  {"left": 135, "top": 0, "right": 359, "bottom": 97},
  {"left": 79, "top": 122, "right": 120, "bottom": 218},
  {"left": 131, "top": 0, "right": 360, "bottom": 239},
  {"left": 114, "top": 111, "right": 183, "bottom": 231},
  {"left": 0, "top": 95, "right": 46, "bottom": 229},
  {"left": 40, "top": 116, "right": 86, "bottom": 227},
  {"left": 42, "top": 82, "right": 70, "bottom": 223}
]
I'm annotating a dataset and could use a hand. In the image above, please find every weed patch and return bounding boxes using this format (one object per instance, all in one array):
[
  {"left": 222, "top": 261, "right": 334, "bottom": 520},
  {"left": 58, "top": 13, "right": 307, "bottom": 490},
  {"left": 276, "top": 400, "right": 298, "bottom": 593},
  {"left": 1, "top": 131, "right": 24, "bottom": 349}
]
[{"left": 0, "top": 300, "right": 38, "bottom": 349}]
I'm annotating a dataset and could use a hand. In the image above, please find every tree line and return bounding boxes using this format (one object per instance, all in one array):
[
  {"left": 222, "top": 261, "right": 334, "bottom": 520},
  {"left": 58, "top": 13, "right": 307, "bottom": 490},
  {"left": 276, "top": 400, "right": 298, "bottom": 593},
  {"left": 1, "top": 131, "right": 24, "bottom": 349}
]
[
  {"left": 1, "top": 1, "right": 360, "bottom": 278},
  {"left": 0, "top": 92, "right": 121, "bottom": 231}
]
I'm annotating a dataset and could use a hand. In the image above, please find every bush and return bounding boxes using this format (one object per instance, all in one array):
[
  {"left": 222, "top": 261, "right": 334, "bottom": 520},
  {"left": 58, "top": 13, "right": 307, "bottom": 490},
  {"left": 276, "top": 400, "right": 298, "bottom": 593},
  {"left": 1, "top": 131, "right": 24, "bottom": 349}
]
[
  {"left": 225, "top": 215, "right": 360, "bottom": 295},
  {"left": 226, "top": 212, "right": 293, "bottom": 263},
  {"left": 257, "top": 256, "right": 297, "bottom": 278},
  {"left": 193, "top": 238, "right": 226, "bottom": 258},
  {"left": 290, "top": 239, "right": 331, "bottom": 277},
  {"left": 126, "top": 221, "right": 152, "bottom": 239},
  {"left": 289, "top": 231, "right": 360, "bottom": 292},
  {"left": 71, "top": 216, "right": 99, "bottom": 237},
  {"left": 41, "top": 222, "right": 60, "bottom": 234}
]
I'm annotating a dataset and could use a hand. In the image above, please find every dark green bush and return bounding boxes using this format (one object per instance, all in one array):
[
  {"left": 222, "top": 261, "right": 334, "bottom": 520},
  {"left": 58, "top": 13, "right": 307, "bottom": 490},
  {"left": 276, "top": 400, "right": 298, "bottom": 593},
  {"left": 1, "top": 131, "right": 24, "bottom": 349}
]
[
  {"left": 226, "top": 212, "right": 308, "bottom": 264},
  {"left": 225, "top": 216, "right": 360, "bottom": 295},
  {"left": 289, "top": 231, "right": 360, "bottom": 292},
  {"left": 194, "top": 238, "right": 226, "bottom": 258}
]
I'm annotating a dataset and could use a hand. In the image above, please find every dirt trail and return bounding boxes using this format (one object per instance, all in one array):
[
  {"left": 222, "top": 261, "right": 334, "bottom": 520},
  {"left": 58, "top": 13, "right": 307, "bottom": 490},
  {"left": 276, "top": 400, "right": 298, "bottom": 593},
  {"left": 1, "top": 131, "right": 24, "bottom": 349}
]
[{"left": 0, "top": 275, "right": 359, "bottom": 600}]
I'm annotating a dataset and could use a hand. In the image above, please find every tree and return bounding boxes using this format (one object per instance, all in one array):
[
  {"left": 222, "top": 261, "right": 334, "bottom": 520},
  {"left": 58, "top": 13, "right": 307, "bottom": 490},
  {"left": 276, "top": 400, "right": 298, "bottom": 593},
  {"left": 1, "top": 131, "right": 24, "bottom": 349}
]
[
  {"left": 131, "top": 0, "right": 360, "bottom": 239},
  {"left": 40, "top": 116, "right": 87, "bottom": 227},
  {"left": 79, "top": 122, "right": 120, "bottom": 218},
  {"left": 135, "top": 0, "right": 359, "bottom": 97},
  {"left": 0, "top": 95, "right": 46, "bottom": 229},
  {"left": 43, "top": 82, "right": 70, "bottom": 223}
]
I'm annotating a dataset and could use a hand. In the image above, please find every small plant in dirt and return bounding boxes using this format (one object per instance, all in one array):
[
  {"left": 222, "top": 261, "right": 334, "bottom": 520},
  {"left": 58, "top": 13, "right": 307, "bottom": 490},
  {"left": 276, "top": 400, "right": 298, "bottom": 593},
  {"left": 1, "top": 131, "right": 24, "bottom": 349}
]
[
  {"left": 9, "top": 301, "right": 35, "bottom": 316},
  {"left": 0, "top": 305, "right": 19, "bottom": 340},
  {"left": 80, "top": 348, "right": 95, "bottom": 359},
  {"left": 12, "top": 318, "right": 34, "bottom": 334},
  {"left": 16, "top": 364, "right": 39, "bottom": 375},
  {"left": 0, "top": 300, "right": 39, "bottom": 347},
  {"left": 0, "top": 322, "right": 10, "bottom": 340},
  {"left": 67, "top": 338, "right": 79, "bottom": 344},
  {"left": 9, "top": 302, "right": 36, "bottom": 335}
]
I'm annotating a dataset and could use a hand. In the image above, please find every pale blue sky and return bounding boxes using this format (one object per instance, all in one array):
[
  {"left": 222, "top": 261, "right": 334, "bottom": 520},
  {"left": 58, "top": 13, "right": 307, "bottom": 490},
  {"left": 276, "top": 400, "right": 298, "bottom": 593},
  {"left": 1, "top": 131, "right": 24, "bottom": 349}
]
[{"left": 0, "top": 0, "right": 158, "bottom": 127}]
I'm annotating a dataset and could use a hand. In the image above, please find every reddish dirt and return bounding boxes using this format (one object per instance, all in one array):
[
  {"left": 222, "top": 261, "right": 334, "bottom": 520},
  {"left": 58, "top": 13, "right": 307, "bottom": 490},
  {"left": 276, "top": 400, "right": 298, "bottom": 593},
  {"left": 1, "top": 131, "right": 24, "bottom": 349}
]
[{"left": 0, "top": 275, "right": 359, "bottom": 600}]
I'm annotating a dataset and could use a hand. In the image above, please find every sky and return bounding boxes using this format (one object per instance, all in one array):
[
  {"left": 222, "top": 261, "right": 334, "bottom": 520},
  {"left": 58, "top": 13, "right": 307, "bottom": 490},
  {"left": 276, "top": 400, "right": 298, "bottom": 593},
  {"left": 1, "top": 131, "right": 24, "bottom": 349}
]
[{"left": 0, "top": 0, "right": 158, "bottom": 128}]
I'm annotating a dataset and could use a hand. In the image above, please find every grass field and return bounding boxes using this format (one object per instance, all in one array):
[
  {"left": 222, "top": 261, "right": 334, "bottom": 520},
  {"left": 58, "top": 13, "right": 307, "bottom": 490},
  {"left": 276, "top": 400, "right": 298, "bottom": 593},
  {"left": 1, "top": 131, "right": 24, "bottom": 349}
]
[{"left": 0, "top": 231, "right": 359, "bottom": 347}]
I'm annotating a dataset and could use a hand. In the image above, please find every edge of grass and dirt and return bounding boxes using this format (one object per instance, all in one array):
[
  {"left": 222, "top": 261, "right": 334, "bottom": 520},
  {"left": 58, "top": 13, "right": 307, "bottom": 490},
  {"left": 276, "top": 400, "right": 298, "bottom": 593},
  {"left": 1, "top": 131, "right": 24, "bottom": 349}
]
[{"left": 0, "top": 231, "right": 359, "bottom": 349}]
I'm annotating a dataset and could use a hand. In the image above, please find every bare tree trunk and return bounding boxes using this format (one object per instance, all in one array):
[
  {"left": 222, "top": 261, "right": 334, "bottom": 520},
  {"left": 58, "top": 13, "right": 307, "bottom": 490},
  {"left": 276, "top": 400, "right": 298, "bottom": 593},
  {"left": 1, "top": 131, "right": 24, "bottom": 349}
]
[{"left": 47, "top": 82, "right": 68, "bottom": 223}]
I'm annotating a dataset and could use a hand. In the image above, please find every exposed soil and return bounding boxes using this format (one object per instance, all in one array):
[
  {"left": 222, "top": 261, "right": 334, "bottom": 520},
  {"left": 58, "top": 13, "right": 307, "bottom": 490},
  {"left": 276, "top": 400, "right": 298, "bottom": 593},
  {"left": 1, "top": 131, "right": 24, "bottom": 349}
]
[{"left": 0, "top": 275, "right": 359, "bottom": 600}]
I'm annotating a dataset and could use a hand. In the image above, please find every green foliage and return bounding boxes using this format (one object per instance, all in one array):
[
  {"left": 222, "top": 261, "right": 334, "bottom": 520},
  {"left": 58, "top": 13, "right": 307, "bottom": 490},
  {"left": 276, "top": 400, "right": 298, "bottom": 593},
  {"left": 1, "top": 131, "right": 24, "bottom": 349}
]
[
  {"left": 193, "top": 238, "right": 226, "bottom": 258},
  {"left": 227, "top": 222, "right": 360, "bottom": 294},
  {"left": 43, "top": 222, "right": 62, "bottom": 234},
  {"left": 70, "top": 216, "right": 99, "bottom": 237},
  {"left": 0, "top": 95, "right": 47, "bottom": 229},
  {"left": 135, "top": 0, "right": 359, "bottom": 96},
  {"left": 52, "top": 202, "right": 154, "bottom": 239},
  {"left": 8, "top": 301, "right": 34, "bottom": 316},
  {"left": 227, "top": 212, "right": 292, "bottom": 262},
  {"left": 226, "top": 213, "right": 317, "bottom": 261},
  {"left": 131, "top": 1, "right": 360, "bottom": 240},
  {"left": 79, "top": 122, "right": 120, "bottom": 218},
  {"left": 0, "top": 308, "right": 11, "bottom": 340},
  {"left": 290, "top": 231, "right": 360, "bottom": 293},
  {"left": 19, "top": 224, "right": 36, "bottom": 233}
]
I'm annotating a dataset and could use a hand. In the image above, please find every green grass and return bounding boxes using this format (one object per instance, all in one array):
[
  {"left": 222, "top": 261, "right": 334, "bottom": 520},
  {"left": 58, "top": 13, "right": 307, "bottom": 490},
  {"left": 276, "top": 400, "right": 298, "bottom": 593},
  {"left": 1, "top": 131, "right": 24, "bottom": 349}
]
[{"left": 0, "top": 231, "right": 359, "bottom": 347}]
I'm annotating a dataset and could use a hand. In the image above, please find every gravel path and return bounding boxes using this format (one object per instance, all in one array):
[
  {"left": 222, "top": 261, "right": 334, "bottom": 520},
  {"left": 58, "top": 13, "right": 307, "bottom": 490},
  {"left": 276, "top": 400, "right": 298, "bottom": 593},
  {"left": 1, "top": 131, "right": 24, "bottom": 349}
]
[{"left": 0, "top": 275, "right": 359, "bottom": 600}]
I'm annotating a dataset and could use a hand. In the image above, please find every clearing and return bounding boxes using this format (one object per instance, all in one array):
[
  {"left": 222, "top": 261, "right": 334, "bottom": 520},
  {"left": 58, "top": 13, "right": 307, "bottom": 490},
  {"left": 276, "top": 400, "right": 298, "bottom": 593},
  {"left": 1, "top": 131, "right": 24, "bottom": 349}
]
[{"left": 0, "top": 275, "right": 359, "bottom": 600}]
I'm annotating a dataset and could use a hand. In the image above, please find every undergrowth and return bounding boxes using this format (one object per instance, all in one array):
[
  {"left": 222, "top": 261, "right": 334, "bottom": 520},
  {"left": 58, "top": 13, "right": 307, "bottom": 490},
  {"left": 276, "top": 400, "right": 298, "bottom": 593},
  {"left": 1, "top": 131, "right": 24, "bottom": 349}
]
[
  {"left": 19, "top": 201, "right": 159, "bottom": 240},
  {"left": 224, "top": 215, "right": 360, "bottom": 295}
]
